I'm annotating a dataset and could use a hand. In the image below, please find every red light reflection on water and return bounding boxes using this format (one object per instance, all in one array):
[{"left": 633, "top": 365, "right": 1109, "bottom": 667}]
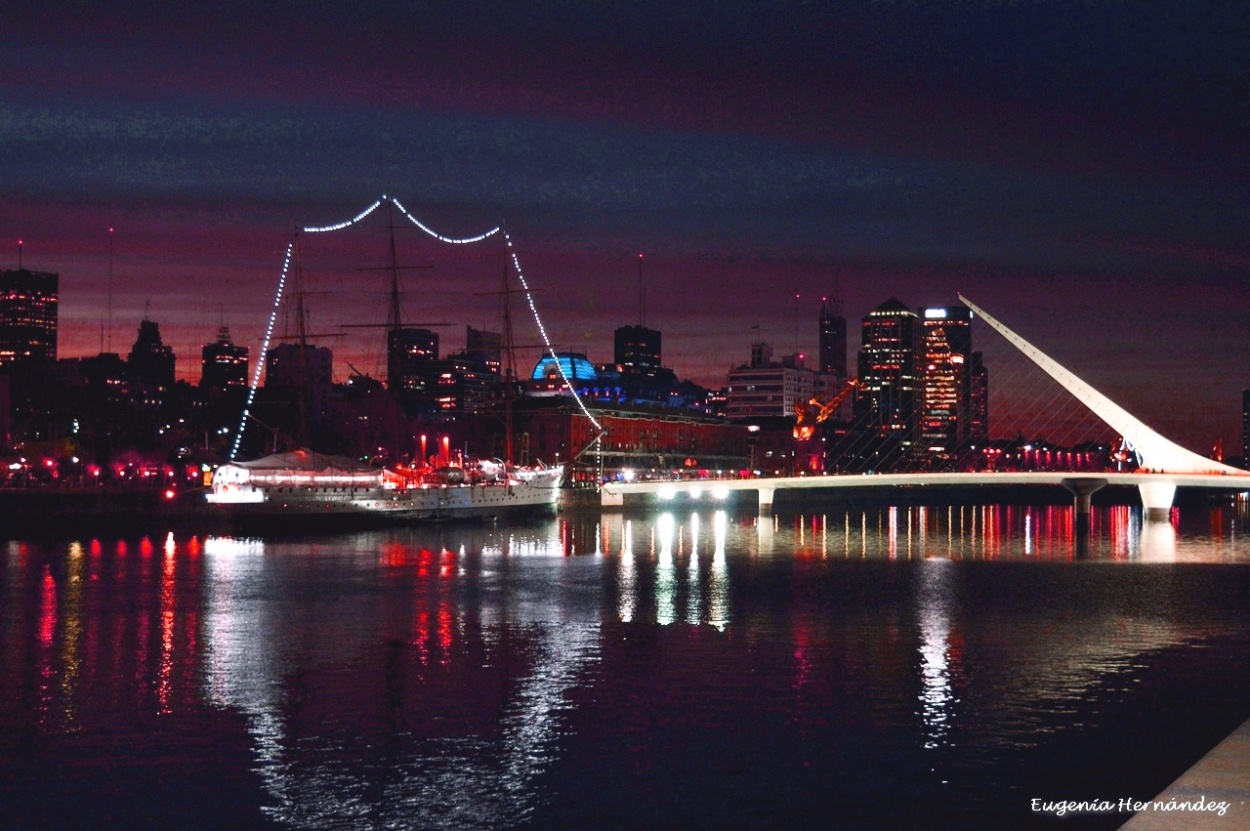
[
  {"left": 1209, "top": 506, "right": 1225, "bottom": 539},
  {"left": 415, "top": 608, "right": 430, "bottom": 664},
  {"left": 157, "top": 541, "right": 176, "bottom": 714},
  {"left": 38, "top": 566, "right": 56, "bottom": 649},
  {"left": 37, "top": 565, "right": 57, "bottom": 724},
  {"left": 437, "top": 606, "right": 453, "bottom": 660}
]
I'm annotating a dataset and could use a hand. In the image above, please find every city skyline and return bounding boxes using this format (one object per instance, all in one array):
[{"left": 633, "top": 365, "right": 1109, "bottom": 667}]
[{"left": 4, "top": 1, "right": 1247, "bottom": 450}]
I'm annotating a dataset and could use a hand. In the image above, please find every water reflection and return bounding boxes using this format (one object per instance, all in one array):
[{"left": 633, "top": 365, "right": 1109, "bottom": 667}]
[
  {"left": 199, "top": 524, "right": 604, "bottom": 830},
  {"left": 618, "top": 521, "right": 636, "bottom": 623},
  {"left": 656, "top": 513, "right": 677, "bottom": 625},
  {"left": 710, "top": 510, "right": 730, "bottom": 631},
  {"left": 1, "top": 503, "right": 1249, "bottom": 830},
  {"left": 916, "top": 559, "right": 958, "bottom": 751}
]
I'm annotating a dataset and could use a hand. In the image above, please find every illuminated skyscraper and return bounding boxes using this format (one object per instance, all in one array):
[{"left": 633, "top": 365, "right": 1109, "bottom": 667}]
[
  {"left": 855, "top": 298, "right": 919, "bottom": 444},
  {"left": 918, "top": 306, "right": 973, "bottom": 458},
  {"left": 387, "top": 327, "right": 439, "bottom": 402},
  {"left": 0, "top": 268, "right": 57, "bottom": 366}
]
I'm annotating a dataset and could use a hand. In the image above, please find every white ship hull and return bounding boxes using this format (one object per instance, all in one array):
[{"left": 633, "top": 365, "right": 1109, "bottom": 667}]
[{"left": 206, "top": 451, "right": 563, "bottom": 523}]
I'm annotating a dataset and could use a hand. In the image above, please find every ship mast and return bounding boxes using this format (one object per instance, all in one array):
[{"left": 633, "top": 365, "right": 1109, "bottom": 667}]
[
  {"left": 501, "top": 252, "right": 517, "bottom": 465},
  {"left": 386, "top": 199, "right": 403, "bottom": 334},
  {"left": 293, "top": 235, "right": 310, "bottom": 445}
]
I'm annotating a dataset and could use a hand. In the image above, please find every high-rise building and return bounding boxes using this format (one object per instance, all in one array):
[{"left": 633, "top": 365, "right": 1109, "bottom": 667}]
[
  {"left": 969, "top": 351, "right": 989, "bottom": 445},
  {"left": 854, "top": 298, "right": 920, "bottom": 445},
  {"left": 818, "top": 295, "right": 847, "bottom": 382},
  {"left": 725, "top": 342, "right": 821, "bottom": 420},
  {"left": 614, "top": 325, "right": 662, "bottom": 376},
  {"left": 265, "top": 342, "right": 333, "bottom": 391},
  {"left": 200, "top": 326, "right": 250, "bottom": 399},
  {"left": 0, "top": 268, "right": 58, "bottom": 366},
  {"left": 127, "top": 319, "right": 176, "bottom": 393},
  {"left": 918, "top": 306, "right": 973, "bottom": 457},
  {"left": 387, "top": 327, "right": 439, "bottom": 402},
  {"left": 465, "top": 326, "right": 502, "bottom": 376}
]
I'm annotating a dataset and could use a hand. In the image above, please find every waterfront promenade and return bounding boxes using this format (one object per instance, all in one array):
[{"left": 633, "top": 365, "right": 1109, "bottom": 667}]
[{"left": 1121, "top": 718, "right": 1250, "bottom": 830}]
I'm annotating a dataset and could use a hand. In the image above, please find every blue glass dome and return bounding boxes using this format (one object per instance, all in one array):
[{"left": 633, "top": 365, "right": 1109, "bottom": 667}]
[{"left": 530, "top": 352, "right": 597, "bottom": 382}]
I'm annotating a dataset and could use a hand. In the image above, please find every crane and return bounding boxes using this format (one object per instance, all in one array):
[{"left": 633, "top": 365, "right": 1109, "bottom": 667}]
[{"left": 793, "top": 379, "right": 861, "bottom": 441}]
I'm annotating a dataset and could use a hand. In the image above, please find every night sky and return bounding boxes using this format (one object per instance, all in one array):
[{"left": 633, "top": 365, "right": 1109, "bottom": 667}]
[{"left": 3, "top": 1, "right": 1248, "bottom": 450}]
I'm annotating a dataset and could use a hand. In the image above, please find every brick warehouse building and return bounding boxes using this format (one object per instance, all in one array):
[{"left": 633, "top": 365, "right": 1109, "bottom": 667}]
[{"left": 463, "top": 398, "right": 752, "bottom": 484}]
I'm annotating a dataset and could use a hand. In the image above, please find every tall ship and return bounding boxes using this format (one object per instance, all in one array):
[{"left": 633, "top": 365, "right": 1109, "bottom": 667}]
[
  {"left": 206, "top": 449, "right": 563, "bottom": 521},
  {"left": 205, "top": 199, "right": 570, "bottom": 525}
]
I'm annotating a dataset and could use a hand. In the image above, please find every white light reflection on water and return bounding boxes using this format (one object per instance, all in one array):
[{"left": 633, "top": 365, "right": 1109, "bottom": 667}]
[
  {"left": 709, "top": 510, "right": 730, "bottom": 631},
  {"left": 785, "top": 503, "right": 1250, "bottom": 563},
  {"left": 197, "top": 526, "right": 604, "bottom": 831},
  {"left": 618, "top": 520, "right": 636, "bottom": 622},
  {"left": 686, "top": 513, "right": 703, "bottom": 625},
  {"left": 656, "top": 512, "right": 677, "bottom": 625},
  {"left": 200, "top": 537, "right": 294, "bottom": 816},
  {"left": 916, "top": 559, "right": 958, "bottom": 751}
]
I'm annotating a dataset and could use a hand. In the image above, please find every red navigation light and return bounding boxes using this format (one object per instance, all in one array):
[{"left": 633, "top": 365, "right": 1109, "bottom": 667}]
[{"left": 163, "top": 489, "right": 176, "bottom": 500}]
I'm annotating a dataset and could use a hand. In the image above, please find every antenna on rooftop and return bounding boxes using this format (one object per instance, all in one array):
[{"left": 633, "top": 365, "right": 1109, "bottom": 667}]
[
  {"left": 637, "top": 251, "right": 646, "bottom": 327},
  {"left": 107, "top": 227, "right": 115, "bottom": 353}
]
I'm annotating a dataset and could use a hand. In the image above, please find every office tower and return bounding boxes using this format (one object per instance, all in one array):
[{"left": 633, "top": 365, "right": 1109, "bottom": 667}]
[
  {"left": 127, "top": 319, "right": 176, "bottom": 392},
  {"left": 387, "top": 327, "right": 439, "bottom": 400},
  {"left": 200, "top": 326, "right": 250, "bottom": 398},
  {"left": 818, "top": 295, "right": 847, "bottom": 381},
  {"left": 614, "top": 324, "right": 662, "bottom": 377},
  {"left": 265, "top": 342, "right": 333, "bottom": 391},
  {"left": 0, "top": 268, "right": 58, "bottom": 366},
  {"left": 918, "top": 305, "right": 974, "bottom": 456},
  {"left": 465, "top": 326, "right": 502, "bottom": 376},
  {"left": 969, "top": 351, "right": 989, "bottom": 444},
  {"left": 854, "top": 298, "right": 920, "bottom": 443},
  {"left": 726, "top": 340, "right": 820, "bottom": 420}
]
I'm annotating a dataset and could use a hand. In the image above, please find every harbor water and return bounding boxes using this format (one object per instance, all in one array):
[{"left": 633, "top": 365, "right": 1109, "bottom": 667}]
[{"left": 3, "top": 501, "right": 1250, "bottom": 830}]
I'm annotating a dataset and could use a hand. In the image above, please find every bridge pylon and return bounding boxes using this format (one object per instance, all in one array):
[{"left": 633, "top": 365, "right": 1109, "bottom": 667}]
[{"left": 960, "top": 295, "right": 1243, "bottom": 519}]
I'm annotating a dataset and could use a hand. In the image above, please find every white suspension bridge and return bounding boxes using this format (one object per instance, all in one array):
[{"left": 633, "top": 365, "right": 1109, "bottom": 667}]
[{"left": 602, "top": 296, "right": 1250, "bottom": 521}]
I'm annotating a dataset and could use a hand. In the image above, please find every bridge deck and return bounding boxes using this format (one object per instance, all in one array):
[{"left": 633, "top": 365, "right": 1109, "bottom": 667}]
[{"left": 602, "top": 471, "right": 1250, "bottom": 497}]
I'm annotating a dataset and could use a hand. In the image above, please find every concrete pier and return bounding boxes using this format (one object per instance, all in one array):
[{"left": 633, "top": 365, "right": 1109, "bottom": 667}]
[
  {"left": 1120, "top": 717, "right": 1250, "bottom": 829},
  {"left": 1061, "top": 477, "right": 1107, "bottom": 537},
  {"left": 1138, "top": 480, "right": 1177, "bottom": 522}
]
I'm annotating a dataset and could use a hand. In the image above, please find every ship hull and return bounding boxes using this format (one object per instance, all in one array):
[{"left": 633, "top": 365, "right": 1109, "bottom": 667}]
[
  {"left": 209, "top": 481, "right": 561, "bottom": 522},
  {"left": 205, "top": 450, "right": 564, "bottom": 529}
]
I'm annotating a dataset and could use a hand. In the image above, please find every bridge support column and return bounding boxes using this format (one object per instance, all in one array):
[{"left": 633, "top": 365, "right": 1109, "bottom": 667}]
[
  {"left": 600, "top": 489, "right": 623, "bottom": 508},
  {"left": 1061, "top": 478, "right": 1107, "bottom": 538},
  {"left": 1138, "top": 480, "right": 1176, "bottom": 522},
  {"left": 757, "top": 486, "right": 775, "bottom": 514}
]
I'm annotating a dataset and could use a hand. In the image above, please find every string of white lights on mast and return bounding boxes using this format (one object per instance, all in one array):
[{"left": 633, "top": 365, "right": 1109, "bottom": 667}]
[{"left": 230, "top": 196, "right": 600, "bottom": 457}]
